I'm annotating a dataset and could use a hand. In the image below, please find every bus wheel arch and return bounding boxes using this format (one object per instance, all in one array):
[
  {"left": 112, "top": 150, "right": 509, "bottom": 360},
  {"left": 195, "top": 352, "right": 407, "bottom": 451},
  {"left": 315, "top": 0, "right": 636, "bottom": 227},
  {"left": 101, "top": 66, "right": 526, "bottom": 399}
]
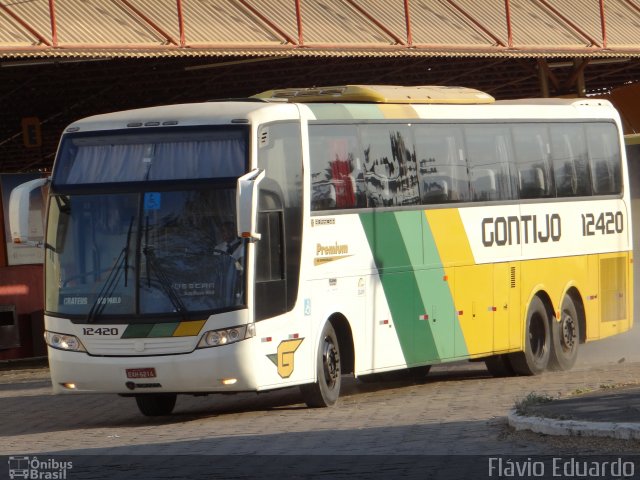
[
  {"left": 508, "top": 293, "right": 551, "bottom": 375},
  {"left": 548, "top": 288, "right": 584, "bottom": 371},
  {"left": 300, "top": 314, "right": 352, "bottom": 408},
  {"left": 329, "top": 313, "right": 354, "bottom": 375}
]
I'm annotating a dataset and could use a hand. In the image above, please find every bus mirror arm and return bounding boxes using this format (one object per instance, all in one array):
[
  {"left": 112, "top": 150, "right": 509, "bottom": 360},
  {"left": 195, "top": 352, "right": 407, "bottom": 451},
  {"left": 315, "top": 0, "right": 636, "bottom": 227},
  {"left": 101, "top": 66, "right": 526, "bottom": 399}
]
[
  {"left": 9, "top": 177, "right": 50, "bottom": 245},
  {"left": 236, "top": 169, "right": 265, "bottom": 242}
]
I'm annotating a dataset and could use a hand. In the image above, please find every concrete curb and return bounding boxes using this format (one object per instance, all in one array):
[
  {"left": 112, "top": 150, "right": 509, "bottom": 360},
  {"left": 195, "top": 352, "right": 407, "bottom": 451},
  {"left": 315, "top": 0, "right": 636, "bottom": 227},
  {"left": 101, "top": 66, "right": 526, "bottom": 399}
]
[{"left": 507, "top": 409, "right": 640, "bottom": 440}]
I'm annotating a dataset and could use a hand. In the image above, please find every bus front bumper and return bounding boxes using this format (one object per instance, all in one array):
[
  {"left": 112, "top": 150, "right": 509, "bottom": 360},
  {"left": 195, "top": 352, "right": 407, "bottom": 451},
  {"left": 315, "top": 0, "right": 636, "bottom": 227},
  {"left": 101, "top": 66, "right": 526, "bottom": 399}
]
[{"left": 47, "top": 340, "right": 257, "bottom": 394}]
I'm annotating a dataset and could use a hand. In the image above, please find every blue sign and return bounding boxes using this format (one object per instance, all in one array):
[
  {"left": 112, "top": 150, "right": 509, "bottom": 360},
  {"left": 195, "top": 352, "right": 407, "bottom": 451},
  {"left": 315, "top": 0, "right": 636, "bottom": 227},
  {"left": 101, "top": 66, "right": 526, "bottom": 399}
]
[{"left": 144, "top": 192, "right": 161, "bottom": 211}]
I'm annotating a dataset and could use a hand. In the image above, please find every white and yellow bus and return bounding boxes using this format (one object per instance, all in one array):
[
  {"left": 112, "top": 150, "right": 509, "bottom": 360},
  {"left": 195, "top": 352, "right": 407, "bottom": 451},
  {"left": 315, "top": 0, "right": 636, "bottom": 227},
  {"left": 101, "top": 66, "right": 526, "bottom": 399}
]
[{"left": 10, "top": 85, "right": 633, "bottom": 416}]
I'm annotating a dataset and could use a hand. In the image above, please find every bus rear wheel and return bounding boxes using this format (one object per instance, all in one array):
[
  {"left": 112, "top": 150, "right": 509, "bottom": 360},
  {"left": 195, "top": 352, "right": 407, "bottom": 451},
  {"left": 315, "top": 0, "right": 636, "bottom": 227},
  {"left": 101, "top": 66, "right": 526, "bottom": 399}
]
[
  {"left": 548, "top": 295, "right": 580, "bottom": 371},
  {"left": 509, "top": 296, "right": 550, "bottom": 375},
  {"left": 300, "top": 322, "right": 341, "bottom": 408},
  {"left": 135, "top": 393, "right": 177, "bottom": 416}
]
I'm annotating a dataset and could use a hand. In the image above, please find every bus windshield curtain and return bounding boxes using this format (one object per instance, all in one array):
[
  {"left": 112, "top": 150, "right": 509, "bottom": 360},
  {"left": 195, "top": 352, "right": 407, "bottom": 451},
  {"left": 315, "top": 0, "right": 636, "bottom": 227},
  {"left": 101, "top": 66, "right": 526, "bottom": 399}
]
[{"left": 63, "top": 139, "right": 245, "bottom": 184}]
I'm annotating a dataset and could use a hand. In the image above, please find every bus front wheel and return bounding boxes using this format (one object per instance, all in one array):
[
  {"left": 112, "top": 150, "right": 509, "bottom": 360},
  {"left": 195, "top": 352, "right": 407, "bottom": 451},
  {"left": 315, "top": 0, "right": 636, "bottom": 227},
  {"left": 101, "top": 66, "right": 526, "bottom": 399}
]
[
  {"left": 509, "top": 296, "right": 550, "bottom": 375},
  {"left": 135, "top": 393, "right": 177, "bottom": 416},
  {"left": 548, "top": 295, "right": 580, "bottom": 371},
  {"left": 300, "top": 322, "right": 341, "bottom": 408}
]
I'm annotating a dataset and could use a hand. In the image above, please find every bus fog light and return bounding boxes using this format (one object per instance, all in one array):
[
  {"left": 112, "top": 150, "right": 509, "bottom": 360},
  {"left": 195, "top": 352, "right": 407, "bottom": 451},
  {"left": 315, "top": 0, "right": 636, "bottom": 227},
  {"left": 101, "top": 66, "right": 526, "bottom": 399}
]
[
  {"left": 61, "top": 383, "right": 77, "bottom": 390},
  {"left": 197, "top": 324, "right": 255, "bottom": 349},
  {"left": 45, "top": 331, "right": 86, "bottom": 352},
  {"left": 221, "top": 378, "right": 237, "bottom": 385}
]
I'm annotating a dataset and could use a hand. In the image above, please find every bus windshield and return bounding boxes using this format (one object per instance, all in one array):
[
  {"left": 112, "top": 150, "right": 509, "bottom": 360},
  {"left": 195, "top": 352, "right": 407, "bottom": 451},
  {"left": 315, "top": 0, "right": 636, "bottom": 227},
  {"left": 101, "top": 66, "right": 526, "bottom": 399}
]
[{"left": 46, "top": 188, "right": 245, "bottom": 320}]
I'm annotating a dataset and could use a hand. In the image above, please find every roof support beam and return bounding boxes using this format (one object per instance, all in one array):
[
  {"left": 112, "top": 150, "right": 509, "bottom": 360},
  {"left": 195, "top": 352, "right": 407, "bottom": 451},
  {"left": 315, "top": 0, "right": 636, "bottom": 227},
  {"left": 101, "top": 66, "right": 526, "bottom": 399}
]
[
  {"left": 344, "top": 0, "right": 405, "bottom": 45},
  {"left": 537, "top": 59, "right": 550, "bottom": 97},
  {"left": 404, "top": 0, "right": 413, "bottom": 46},
  {"left": 599, "top": 0, "right": 607, "bottom": 49},
  {"left": 48, "top": 0, "right": 58, "bottom": 47},
  {"left": 534, "top": 0, "right": 600, "bottom": 47},
  {"left": 177, "top": 0, "right": 186, "bottom": 47},
  {"left": 444, "top": 0, "right": 505, "bottom": 47},
  {"left": 623, "top": 0, "right": 640, "bottom": 17},
  {"left": 566, "top": 58, "right": 589, "bottom": 96},
  {"left": 236, "top": 0, "right": 298, "bottom": 45},
  {"left": 295, "top": 0, "right": 304, "bottom": 46},
  {"left": 504, "top": 0, "right": 513, "bottom": 48},
  {"left": 117, "top": 0, "right": 179, "bottom": 46}
]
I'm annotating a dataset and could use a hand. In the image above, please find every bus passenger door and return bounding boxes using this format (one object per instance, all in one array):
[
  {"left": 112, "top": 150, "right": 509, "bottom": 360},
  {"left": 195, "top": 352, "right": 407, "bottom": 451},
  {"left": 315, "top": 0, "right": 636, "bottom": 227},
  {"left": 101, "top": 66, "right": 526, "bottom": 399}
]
[{"left": 454, "top": 264, "right": 494, "bottom": 356}]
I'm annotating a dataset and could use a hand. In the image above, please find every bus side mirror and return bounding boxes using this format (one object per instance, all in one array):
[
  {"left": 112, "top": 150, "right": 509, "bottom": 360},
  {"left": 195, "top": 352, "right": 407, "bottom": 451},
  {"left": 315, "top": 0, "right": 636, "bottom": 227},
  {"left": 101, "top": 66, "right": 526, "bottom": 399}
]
[
  {"left": 9, "top": 177, "right": 49, "bottom": 245},
  {"left": 236, "top": 169, "right": 265, "bottom": 241}
]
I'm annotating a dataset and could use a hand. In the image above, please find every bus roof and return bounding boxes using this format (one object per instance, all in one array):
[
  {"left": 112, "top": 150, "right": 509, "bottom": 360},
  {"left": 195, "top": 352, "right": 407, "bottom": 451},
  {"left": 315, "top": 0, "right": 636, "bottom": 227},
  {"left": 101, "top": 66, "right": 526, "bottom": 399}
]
[
  {"left": 64, "top": 101, "right": 296, "bottom": 132},
  {"left": 253, "top": 85, "right": 495, "bottom": 105},
  {"left": 626, "top": 133, "right": 640, "bottom": 145}
]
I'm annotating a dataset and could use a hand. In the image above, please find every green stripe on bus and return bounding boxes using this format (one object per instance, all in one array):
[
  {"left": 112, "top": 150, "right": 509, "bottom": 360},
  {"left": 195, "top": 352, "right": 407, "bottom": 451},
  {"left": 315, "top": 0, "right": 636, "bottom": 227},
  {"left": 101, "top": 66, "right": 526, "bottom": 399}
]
[
  {"left": 359, "top": 210, "right": 466, "bottom": 364},
  {"left": 148, "top": 323, "right": 179, "bottom": 337},
  {"left": 416, "top": 214, "right": 467, "bottom": 359},
  {"left": 306, "top": 104, "right": 355, "bottom": 120},
  {"left": 343, "top": 104, "right": 385, "bottom": 120},
  {"left": 121, "top": 324, "right": 154, "bottom": 339}
]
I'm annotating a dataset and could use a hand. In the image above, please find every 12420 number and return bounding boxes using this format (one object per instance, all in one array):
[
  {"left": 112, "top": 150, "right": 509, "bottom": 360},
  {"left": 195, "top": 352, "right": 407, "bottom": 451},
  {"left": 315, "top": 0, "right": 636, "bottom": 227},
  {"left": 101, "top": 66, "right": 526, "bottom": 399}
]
[{"left": 581, "top": 211, "right": 624, "bottom": 236}]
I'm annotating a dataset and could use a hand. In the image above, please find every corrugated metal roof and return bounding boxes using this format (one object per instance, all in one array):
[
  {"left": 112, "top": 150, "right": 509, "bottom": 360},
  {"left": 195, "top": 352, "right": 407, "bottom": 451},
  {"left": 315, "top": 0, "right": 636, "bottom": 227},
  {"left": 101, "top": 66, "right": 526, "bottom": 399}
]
[
  {"left": 600, "top": 0, "right": 640, "bottom": 46},
  {"left": 0, "top": 0, "right": 639, "bottom": 58},
  {"left": 407, "top": 0, "right": 496, "bottom": 46},
  {"left": 0, "top": 9, "right": 35, "bottom": 45},
  {"left": 181, "top": 0, "right": 282, "bottom": 45}
]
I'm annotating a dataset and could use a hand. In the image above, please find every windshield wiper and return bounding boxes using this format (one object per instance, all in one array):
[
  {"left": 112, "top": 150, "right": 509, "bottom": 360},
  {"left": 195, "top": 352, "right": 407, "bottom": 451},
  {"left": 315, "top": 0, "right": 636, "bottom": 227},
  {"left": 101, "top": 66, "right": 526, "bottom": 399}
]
[
  {"left": 86, "top": 217, "right": 134, "bottom": 323},
  {"left": 142, "top": 244, "right": 188, "bottom": 319}
]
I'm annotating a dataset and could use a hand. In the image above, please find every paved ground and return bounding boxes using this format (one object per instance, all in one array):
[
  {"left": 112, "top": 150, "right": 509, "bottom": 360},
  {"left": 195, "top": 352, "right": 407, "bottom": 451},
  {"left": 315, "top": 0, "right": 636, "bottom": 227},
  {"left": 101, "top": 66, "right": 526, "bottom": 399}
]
[{"left": 2, "top": 336, "right": 640, "bottom": 478}]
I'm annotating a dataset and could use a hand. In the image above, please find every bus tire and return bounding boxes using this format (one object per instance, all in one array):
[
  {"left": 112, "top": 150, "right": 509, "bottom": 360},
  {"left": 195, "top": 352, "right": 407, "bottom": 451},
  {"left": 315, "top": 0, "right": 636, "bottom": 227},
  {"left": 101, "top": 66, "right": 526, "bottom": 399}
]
[
  {"left": 135, "top": 393, "right": 177, "bottom": 416},
  {"left": 548, "top": 295, "right": 580, "bottom": 371},
  {"left": 484, "top": 354, "right": 515, "bottom": 377},
  {"left": 300, "top": 322, "right": 341, "bottom": 408},
  {"left": 508, "top": 296, "right": 550, "bottom": 375}
]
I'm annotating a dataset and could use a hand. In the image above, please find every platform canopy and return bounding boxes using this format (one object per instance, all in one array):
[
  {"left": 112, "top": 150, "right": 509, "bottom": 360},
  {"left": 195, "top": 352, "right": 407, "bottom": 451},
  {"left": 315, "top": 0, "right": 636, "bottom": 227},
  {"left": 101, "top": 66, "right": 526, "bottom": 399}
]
[{"left": 1, "top": 0, "right": 640, "bottom": 59}]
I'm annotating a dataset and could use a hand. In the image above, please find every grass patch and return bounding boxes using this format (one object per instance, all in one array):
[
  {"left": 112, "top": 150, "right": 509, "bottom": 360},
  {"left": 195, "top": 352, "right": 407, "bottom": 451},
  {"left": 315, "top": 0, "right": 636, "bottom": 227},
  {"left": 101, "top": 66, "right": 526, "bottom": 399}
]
[{"left": 514, "top": 392, "right": 554, "bottom": 416}]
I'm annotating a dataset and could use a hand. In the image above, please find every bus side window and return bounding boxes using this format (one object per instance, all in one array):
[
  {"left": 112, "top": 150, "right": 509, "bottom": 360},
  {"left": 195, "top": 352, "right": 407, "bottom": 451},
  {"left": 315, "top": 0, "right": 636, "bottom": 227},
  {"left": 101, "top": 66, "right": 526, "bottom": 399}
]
[
  {"left": 586, "top": 123, "right": 622, "bottom": 195},
  {"left": 512, "top": 124, "right": 554, "bottom": 199},
  {"left": 360, "top": 124, "right": 419, "bottom": 207},
  {"left": 414, "top": 124, "right": 469, "bottom": 204},
  {"left": 309, "top": 125, "right": 363, "bottom": 210},
  {"left": 550, "top": 124, "right": 592, "bottom": 197},
  {"left": 466, "top": 124, "right": 515, "bottom": 201},
  {"left": 471, "top": 169, "right": 497, "bottom": 201}
]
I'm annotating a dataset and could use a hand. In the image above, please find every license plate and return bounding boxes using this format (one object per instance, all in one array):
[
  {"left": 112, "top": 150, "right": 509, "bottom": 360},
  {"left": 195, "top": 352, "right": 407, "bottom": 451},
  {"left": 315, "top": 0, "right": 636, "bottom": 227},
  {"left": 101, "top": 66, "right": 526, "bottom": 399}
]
[{"left": 126, "top": 368, "right": 157, "bottom": 379}]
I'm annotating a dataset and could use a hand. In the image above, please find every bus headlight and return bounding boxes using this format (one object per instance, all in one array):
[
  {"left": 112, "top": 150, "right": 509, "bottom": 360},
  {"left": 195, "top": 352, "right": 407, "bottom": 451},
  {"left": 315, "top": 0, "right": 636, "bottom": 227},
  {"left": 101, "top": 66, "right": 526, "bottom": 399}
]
[
  {"left": 197, "top": 324, "right": 255, "bottom": 348},
  {"left": 44, "top": 331, "right": 86, "bottom": 352}
]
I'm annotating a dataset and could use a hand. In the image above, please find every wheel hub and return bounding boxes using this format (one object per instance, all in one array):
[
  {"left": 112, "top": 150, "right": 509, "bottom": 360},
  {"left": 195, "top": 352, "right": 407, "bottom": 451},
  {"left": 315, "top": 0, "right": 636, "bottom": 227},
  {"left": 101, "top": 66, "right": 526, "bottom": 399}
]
[
  {"left": 322, "top": 338, "right": 340, "bottom": 387},
  {"left": 561, "top": 314, "right": 576, "bottom": 350}
]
